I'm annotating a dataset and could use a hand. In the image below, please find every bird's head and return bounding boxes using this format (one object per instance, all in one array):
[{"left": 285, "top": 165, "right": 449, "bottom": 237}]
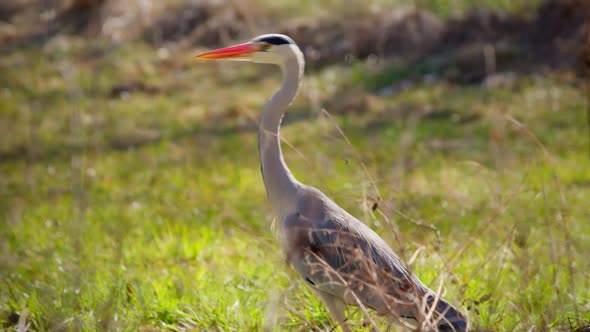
[{"left": 195, "top": 34, "right": 301, "bottom": 66}]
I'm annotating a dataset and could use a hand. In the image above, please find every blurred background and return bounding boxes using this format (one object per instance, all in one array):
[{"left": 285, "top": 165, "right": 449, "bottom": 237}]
[{"left": 1, "top": 0, "right": 589, "bottom": 331}]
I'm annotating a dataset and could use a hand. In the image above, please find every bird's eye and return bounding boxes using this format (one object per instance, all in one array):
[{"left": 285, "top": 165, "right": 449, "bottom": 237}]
[{"left": 262, "top": 42, "right": 271, "bottom": 50}]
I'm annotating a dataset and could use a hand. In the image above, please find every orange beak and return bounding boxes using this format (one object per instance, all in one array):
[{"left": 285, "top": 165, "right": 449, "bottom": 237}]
[{"left": 195, "top": 42, "right": 260, "bottom": 59}]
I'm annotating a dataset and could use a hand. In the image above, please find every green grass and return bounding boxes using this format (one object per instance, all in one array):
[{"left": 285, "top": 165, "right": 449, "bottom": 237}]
[{"left": 1, "top": 5, "right": 590, "bottom": 331}]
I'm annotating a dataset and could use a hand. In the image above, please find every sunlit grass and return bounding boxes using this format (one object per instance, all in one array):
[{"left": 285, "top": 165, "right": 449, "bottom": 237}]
[{"left": 1, "top": 8, "right": 589, "bottom": 332}]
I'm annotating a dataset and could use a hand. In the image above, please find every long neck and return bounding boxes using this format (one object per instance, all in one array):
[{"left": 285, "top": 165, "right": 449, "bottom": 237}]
[{"left": 258, "top": 56, "right": 303, "bottom": 216}]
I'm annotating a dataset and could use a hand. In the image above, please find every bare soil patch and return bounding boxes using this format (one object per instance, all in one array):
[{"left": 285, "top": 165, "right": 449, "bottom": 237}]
[
  {"left": 1, "top": 0, "right": 587, "bottom": 82},
  {"left": 144, "top": 0, "right": 588, "bottom": 82}
]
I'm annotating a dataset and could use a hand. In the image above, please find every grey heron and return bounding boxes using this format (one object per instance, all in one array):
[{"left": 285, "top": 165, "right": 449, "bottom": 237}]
[{"left": 196, "top": 34, "right": 467, "bottom": 332}]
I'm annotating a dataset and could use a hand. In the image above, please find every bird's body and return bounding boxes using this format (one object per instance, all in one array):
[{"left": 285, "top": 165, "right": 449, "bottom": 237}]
[{"left": 197, "top": 34, "right": 467, "bottom": 331}]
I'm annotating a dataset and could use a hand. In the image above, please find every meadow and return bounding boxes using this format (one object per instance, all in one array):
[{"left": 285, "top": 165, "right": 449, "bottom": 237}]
[{"left": 1, "top": 0, "right": 589, "bottom": 331}]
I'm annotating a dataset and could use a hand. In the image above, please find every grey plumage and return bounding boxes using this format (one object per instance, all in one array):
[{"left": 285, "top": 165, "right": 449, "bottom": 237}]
[{"left": 197, "top": 33, "right": 467, "bottom": 331}]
